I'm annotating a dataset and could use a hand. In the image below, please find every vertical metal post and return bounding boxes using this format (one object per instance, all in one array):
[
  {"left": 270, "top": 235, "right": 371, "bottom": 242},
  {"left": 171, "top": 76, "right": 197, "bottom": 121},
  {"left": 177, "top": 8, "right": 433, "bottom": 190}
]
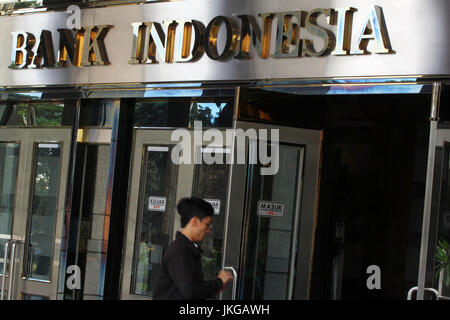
[
  {"left": 58, "top": 100, "right": 81, "bottom": 300},
  {"left": 98, "top": 99, "right": 121, "bottom": 299},
  {"left": 417, "top": 82, "right": 441, "bottom": 300}
]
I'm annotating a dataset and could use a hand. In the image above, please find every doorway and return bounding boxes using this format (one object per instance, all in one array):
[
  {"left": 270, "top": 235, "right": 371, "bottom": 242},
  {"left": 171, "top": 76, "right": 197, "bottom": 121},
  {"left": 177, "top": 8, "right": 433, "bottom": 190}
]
[{"left": 119, "top": 119, "right": 322, "bottom": 300}]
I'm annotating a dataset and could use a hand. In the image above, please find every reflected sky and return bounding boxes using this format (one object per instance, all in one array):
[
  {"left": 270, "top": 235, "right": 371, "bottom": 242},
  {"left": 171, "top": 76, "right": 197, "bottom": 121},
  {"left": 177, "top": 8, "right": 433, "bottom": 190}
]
[
  {"left": 144, "top": 89, "right": 203, "bottom": 97},
  {"left": 196, "top": 102, "right": 227, "bottom": 121}
]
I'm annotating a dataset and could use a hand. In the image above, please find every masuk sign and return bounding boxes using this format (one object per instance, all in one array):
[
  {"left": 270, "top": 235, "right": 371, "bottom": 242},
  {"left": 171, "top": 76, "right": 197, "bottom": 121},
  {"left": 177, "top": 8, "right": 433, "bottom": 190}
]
[{"left": 9, "top": 6, "right": 393, "bottom": 69}]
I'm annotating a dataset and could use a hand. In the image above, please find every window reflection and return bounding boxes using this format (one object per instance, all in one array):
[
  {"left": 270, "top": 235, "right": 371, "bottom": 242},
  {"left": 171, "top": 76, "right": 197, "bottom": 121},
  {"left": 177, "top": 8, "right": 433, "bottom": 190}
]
[
  {"left": 0, "top": 102, "right": 66, "bottom": 127},
  {"left": 241, "top": 144, "right": 302, "bottom": 300},
  {"left": 0, "top": 0, "right": 163, "bottom": 11},
  {"left": 0, "top": 143, "right": 19, "bottom": 275},
  {"left": 193, "top": 148, "right": 229, "bottom": 284},
  {"left": 25, "top": 143, "right": 62, "bottom": 281},
  {"left": 134, "top": 98, "right": 234, "bottom": 128},
  {"left": 132, "top": 146, "right": 177, "bottom": 296}
]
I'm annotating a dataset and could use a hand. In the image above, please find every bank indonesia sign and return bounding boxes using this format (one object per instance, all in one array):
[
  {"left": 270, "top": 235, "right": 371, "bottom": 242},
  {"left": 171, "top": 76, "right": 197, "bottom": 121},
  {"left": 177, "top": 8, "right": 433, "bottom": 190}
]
[{"left": 0, "top": 0, "right": 449, "bottom": 86}]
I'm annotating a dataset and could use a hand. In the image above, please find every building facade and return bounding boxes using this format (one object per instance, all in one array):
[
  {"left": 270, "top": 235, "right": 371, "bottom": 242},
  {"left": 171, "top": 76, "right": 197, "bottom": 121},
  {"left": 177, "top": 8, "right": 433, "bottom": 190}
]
[{"left": 0, "top": 0, "right": 449, "bottom": 300}]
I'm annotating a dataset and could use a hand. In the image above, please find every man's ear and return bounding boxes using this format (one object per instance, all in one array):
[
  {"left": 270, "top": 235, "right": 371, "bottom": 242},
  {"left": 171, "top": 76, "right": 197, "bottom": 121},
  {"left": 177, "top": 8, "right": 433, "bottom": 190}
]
[{"left": 190, "top": 216, "right": 200, "bottom": 227}]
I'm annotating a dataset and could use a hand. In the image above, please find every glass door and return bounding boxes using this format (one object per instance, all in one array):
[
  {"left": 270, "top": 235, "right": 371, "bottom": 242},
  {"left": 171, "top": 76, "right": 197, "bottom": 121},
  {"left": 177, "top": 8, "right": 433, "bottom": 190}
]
[
  {"left": 222, "top": 121, "right": 323, "bottom": 300},
  {"left": 0, "top": 128, "right": 72, "bottom": 300},
  {"left": 120, "top": 121, "right": 322, "bottom": 300},
  {"left": 413, "top": 128, "right": 450, "bottom": 300},
  {"left": 120, "top": 129, "right": 232, "bottom": 300}
]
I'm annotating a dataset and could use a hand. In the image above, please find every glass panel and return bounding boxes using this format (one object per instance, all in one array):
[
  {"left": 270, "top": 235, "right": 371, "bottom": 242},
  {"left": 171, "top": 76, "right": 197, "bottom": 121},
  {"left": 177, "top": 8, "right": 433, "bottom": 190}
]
[
  {"left": 189, "top": 99, "right": 234, "bottom": 128},
  {"left": 434, "top": 143, "right": 450, "bottom": 297},
  {"left": 1, "top": 102, "right": 66, "bottom": 127},
  {"left": 241, "top": 143, "right": 303, "bottom": 300},
  {"left": 22, "top": 294, "right": 49, "bottom": 300},
  {"left": 193, "top": 148, "right": 230, "bottom": 283},
  {"left": 134, "top": 98, "right": 190, "bottom": 128},
  {"left": 131, "top": 146, "right": 177, "bottom": 296},
  {"left": 133, "top": 98, "right": 234, "bottom": 128},
  {"left": 0, "top": 143, "right": 19, "bottom": 275},
  {"left": 0, "top": 104, "right": 8, "bottom": 123},
  {"left": 79, "top": 99, "right": 114, "bottom": 127},
  {"left": 25, "top": 143, "right": 62, "bottom": 281},
  {"left": 64, "top": 144, "right": 110, "bottom": 300}
]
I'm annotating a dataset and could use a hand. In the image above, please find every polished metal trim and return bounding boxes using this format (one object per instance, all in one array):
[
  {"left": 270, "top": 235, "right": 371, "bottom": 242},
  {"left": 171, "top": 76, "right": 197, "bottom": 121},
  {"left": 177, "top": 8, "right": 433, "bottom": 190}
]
[
  {"left": 288, "top": 146, "right": 305, "bottom": 299},
  {"left": 417, "top": 82, "right": 442, "bottom": 300},
  {"left": 1, "top": 0, "right": 171, "bottom": 15},
  {"left": 57, "top": 100, "right": 80, "bottom": 300},
  {"left": 0, "top": 81, "right": 439, "bottom": 103},
  {"left": 77, "top": 128, "right": 112, "bottom": 144},
  {"left": 97, "top": 99, "right": 121, "bottom": 298}
]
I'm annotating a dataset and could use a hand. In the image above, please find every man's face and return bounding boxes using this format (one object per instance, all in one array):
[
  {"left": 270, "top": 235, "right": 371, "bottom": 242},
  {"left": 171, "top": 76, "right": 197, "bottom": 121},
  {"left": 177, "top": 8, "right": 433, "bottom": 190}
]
[{"left": 192, "top": 216, "right": 212, "bottom": 242}]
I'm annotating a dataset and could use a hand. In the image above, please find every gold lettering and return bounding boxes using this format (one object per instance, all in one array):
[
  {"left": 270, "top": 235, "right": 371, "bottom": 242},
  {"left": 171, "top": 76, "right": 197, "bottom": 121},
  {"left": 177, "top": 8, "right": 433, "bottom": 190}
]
[
  {"left": 302, "top": 9, "right": 335, "bottom": 57},
  {"left": 173, "top": 20, "right": 205, "bottom": 63},
  {"left": 204, "top": 16, "right": 238, "bottom": 61},
  {"left": 272, "top": 11, "right": 305, "bottom": 58},
  {"left": 351, "top": 6, "right": 393, "bottom": 54},
  {"left": 56, "top": 28, "right": 84, "bottom": 67},
  {"left": 236, "top": 14, "right": 274, "bottom": 59},
  {"left": 145, "top": 21, "right": 176, "bottom": 64},
  {"left": 129, "top": 22, "right": 147, "bottom": 64},
  {"left": 331, "top": 7, "right": 356, "bottom": 55},
  {"left": 81, "top": 25, "right": 113, "bottom": 66},
  {"left": 9, "top": 32, "right": 35, "bottom": 69},
  {"left": 29, "top": 30, "right": 56, "bottom": 68}
]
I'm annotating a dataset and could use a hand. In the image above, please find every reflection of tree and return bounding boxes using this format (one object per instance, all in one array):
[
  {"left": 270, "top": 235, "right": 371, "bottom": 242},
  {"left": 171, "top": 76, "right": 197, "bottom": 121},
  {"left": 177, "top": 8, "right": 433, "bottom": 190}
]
[
  {"left": 35, "top": 148, "right": 60, "bottom": 196},
  {"left": 134, "top": 101, "right": 168, "bottom": 127},
  {"left": 190, "top": 102, "right": 215, "bottom": 127},
  {"left": 14, "top": 103, "right": 63, "bottom": 127}
]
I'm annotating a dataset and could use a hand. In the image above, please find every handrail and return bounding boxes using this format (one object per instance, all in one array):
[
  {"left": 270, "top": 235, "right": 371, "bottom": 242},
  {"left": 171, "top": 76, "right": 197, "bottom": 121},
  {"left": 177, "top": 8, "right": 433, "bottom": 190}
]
[
  {"left": 7, "top": 241, "right": 18, "bottom": 300},
  {"left": 0, "top": 240, "right": 24, "bottom": 300},
  {"left": 407, "top": 286, "right": 449, "bottom": 300},
  {"left": 1, "top": 241, "right": 10, "bottom": 300},
  {"left": 223, "top": 266, "right": 238, "bottom": 300}
]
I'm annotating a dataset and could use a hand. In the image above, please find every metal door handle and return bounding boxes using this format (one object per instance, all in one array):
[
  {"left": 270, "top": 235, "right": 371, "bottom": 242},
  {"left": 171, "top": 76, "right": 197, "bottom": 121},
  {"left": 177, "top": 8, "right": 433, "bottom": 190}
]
[
  {"left": 223, "top": 266, "right": 238, "bottom": 300},
  {"left": 1, "top": 241, "right": 10, "bottom": 300},
  {"left": 1, "top": 240, "right": 23, "bottom": 300},
  {"left": 8, "top": 241, "right": 18, "bottom": 300},
  {"left": 407, "top": 286, "right": 439, "bottom": 300}
]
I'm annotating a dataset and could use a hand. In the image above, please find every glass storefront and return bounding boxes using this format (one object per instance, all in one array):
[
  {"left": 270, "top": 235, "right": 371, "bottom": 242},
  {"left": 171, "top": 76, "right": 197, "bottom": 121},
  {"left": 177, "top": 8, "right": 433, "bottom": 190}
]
[{"left": 2, "top": 85, "right": 449, "bottom": 300}]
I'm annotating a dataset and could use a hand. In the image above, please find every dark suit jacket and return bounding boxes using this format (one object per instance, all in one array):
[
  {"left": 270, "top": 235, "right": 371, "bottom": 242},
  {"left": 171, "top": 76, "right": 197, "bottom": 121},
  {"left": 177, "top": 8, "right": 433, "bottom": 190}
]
[{"left": 153, "top": 231, "right": 223, "bottom": 300}]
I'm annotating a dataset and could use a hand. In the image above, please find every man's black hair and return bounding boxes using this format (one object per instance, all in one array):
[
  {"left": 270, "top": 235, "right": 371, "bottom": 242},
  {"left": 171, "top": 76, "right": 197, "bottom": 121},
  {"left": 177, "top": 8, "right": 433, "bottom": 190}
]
[{"left": 177, "top": 197, "right": 214, "bottom": 228}]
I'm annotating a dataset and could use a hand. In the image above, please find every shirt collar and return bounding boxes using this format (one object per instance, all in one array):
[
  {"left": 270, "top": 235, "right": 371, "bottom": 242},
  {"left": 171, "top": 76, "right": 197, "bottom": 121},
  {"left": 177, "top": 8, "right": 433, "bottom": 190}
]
[{"left": 176, "top": 231, "right": 202, "bottom": 255}]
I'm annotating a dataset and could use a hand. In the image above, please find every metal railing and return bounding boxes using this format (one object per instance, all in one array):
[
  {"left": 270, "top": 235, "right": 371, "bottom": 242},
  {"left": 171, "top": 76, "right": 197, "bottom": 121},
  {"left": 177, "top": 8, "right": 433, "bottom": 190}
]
[{"left": 0, "top": 239, "right": 24, "bottom": 300}]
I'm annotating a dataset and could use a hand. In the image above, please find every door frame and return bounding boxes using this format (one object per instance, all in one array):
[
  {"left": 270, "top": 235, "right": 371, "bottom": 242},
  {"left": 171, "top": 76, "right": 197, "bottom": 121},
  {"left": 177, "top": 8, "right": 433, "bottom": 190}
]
[
  {"left": 221, "top": 120, "right": 323, "bottom": 300},
  {"left": 120, "top": 128, "right": 233, "bottom": 300},
  {"left": 0, "top": 128, "right": 72, "bottom": 300}
]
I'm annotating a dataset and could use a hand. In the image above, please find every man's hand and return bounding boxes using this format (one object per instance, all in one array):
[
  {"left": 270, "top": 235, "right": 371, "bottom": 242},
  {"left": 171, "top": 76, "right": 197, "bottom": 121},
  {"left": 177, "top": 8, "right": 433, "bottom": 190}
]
[{"left": 218, "top": 270, "right": 233, "bottom": 289}]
